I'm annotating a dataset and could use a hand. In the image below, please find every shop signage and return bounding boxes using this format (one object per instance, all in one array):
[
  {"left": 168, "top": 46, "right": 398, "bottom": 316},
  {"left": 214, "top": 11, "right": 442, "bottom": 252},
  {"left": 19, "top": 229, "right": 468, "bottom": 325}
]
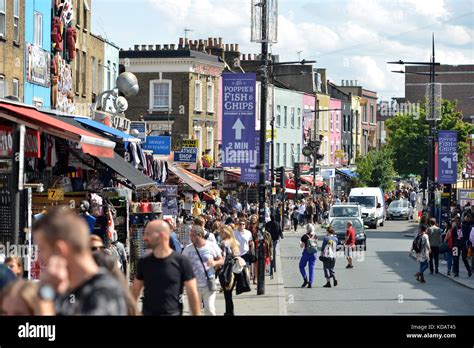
[
  {"left": 221, "top": 73, "right": 257, "bottom": 168},
  {"left": 113, "top": 115, "right": 131, "bottom": 133},
  {"left": 241, "top": 132, "right": 269, "bottom": 183},
  {"left": 335, "top": 149, "right": 344, "bottom": 158},
  {"left": 182, "top": 139, "right": 198, "bottom": 148},
  {"left": 143, "top": 136, "right": 171, "bottom": 155},
  {"left": 193, "top": 64, "right": 221, "bottom": 77},
  {"left": 48, "top": 188, "right": 64, "bottom": 201},
  {"left": 174, "top": 147, "right": 197, "bottom": 163},
  {"left": 437, "top": 130, "right": 457, "bottom": 184},
  {"left": 25, "top": 43, "right": 51, "bottom": 87},
  {"left": 130, "top": 121, "right": 147, "bottom": 141},
  {"left": 0, "top": 126, "right": 40, "bottom": 158}
]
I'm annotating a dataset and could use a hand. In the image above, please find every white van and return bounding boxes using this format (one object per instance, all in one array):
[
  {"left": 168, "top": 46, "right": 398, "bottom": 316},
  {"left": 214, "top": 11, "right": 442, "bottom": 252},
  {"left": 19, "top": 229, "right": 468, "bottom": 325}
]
[{"left": 348, "top": 187, "right": 385, "bottom": 229}]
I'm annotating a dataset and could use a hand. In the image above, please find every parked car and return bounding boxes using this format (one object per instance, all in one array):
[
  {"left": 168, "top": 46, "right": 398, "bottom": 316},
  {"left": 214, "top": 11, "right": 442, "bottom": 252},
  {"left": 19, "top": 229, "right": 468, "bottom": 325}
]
[
  {"left": 330, "top": 217, "right": 367, "bottom": 251},
  {"left": 387, "top": 199, "right": 411, "bottom": 220}
]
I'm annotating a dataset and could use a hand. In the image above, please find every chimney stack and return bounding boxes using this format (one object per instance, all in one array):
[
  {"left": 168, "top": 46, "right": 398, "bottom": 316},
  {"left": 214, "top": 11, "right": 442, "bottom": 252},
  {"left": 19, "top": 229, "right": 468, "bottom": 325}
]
[
  {"left": 346, "top": 80, "right": 349, "bottom": 86},
  {"left": 235, "top": 44, "right": 239, "bottom": 52},
  {"left": 141, "top": 44, "right": 147, "bottom": 51},
  {"left": 341, "top": 80, "right": 344, "bottom": 86},
  {"left": 179, "top": 37, "right": 184, "bottom": 48},
  {"left": 148, "top": 45, "right": 154, "bottom": 51},
  {"left": 163, "top": 44, "right": 169, "bottom": 50},
  {"left": 225, "top": 44, "right": 229, "bottom": 51},
  {"left": 230, "top": 44, "right": 235, "bottom": 51},
  {"left": 170, "top": 44, "right": 176, "bottom": 50},
  {"left": 214, "top": 38, "right": 218, "bottom": 47},
  {"left": 355, "top": 80, "right": 358, "bottom": 86},
  {"left": 350, "top": 80, "right": 353, "bottom": 86},
  {"left": 218, "top": 37, "right": 223, "bottom": 48},
  {"left": 208, "top": 37, "right": 213, "bottom": 47},
  {"left": 134, "top": 44, "right": 140, "bottom": 51}
]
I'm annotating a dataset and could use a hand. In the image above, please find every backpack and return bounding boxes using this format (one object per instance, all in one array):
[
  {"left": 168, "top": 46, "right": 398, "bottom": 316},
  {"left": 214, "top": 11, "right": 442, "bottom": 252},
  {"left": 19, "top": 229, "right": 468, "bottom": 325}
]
[
  {"left": 412, "top": 234, "right": 422, "bottom": 253},
  {"left": 322, "top": 238, "right": 336, "bottom": 259},
  {"left": 306, "top": 238, "right": 318, "bottom": 254}
]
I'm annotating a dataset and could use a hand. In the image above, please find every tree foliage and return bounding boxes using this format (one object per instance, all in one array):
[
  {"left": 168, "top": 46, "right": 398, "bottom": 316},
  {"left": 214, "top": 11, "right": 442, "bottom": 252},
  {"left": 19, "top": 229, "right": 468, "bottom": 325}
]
[
  {"left": 355, "top": 147, "right": 396, "bottom": 192},
  {"left": 385, "top": 99, "right": 473, "bottom": 177}
]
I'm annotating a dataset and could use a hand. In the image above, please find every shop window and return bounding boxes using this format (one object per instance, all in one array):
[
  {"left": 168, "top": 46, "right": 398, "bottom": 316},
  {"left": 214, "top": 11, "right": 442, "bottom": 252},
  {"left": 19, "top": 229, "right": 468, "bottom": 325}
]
[{"left": 0, "top": 0, "right": 5, "bottom": 38}]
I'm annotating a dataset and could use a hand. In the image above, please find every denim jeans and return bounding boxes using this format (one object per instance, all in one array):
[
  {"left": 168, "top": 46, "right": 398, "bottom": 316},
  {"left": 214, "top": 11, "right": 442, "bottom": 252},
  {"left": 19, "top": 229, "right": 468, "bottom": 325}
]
[
  {"left": 299, "top": 250, "right": 316, "bottom": 284},
  {"left": 445, "top": 250, "right": 453, "bottom": 272},
  {"left": 419, "top": 260, "right": 429, "bottom": 275}
]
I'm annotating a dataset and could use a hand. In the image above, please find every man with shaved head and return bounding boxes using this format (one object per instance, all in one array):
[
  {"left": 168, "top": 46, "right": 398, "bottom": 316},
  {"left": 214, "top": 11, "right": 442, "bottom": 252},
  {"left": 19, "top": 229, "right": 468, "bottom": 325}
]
[{"left": 131, "top": 220, "right": 200, "bottom": 316}]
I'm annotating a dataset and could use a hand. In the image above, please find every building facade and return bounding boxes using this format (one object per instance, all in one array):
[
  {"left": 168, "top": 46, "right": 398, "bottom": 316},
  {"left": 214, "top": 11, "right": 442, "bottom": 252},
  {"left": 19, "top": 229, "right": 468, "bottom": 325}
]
[
  {"left": 274, "top": 86, "right": 304, "bottom": 169},
  {"left": 329, "top": 98, "right": 342, "bottom": 166},
  {"left": 0, "top": 0, "right": 25, "bottom": 100},
  {"left": 302, "top": 92, "right": 316, "bottom": 164},
  {"left": 24, "top": 0, "right": 50, "bottom": 108},
  {"left": 316, "top": 92, "right": 330, "bottom": 167},
  {"left": 120, "top": 44, "right": 225, "bottom": 159},
  {"left": 405, "top": 64, "right": 474, "bottom": 121}
]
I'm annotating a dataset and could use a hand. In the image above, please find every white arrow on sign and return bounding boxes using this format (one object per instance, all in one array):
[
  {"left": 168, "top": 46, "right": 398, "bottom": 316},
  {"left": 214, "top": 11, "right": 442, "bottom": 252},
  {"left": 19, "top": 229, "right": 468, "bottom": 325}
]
[
  {"left": 232, "top": 118, "right": 245, "bottom": 140},
  {"left": 441, "top": 156, "right": 452, "bottom": 169}
]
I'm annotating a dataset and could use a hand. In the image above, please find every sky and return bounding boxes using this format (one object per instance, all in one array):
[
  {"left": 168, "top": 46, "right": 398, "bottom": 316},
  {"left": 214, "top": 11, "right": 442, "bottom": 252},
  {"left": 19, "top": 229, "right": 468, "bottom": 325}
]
[{"left": 91, "top": 0, "right": 474, "bottom": 100}]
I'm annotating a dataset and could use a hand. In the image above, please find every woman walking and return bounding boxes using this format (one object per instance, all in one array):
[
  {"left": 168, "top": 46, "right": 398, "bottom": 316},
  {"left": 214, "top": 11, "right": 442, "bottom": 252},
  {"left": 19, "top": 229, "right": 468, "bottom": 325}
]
[
  {"left": 299, "top": 224, "right": 318, "bottom": 288},
  {"left": 320, "top": 226, "right": 338, "bottom": 288},
  {"left": 292, "top": 207, "right": 300, "bottom": 232},
  {"left": 219, "top": 226, "right": 241, "bottom": 316},
  {"left": 413, "top": 225, "right": 431, "bottom": 283}
]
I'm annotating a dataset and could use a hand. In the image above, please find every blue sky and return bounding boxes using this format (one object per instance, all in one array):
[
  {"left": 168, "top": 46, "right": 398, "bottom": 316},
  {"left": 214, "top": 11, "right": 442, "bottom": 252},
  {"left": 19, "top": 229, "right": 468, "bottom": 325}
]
[{"left": 92, "top": 0, "right": 474, "bottom": 100}]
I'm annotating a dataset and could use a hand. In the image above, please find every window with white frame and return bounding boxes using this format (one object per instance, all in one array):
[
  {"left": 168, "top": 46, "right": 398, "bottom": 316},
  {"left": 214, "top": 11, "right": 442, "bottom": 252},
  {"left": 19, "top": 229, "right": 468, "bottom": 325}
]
[
  {"left": 150, "top": 80, "right": 172, "bottom": 110},
  {"left": 318, "top": 112, "right": 322, "bottom": 132},
  {"left": 106, "top": 61, "right": 111, "bottom": 90},
  {"left": 0, "top": 0, "right": 5, "bottom": 38},
  {"left": 13, "top": 0, "right": 19, "bottom": 42},
  {"left": 0, "top": 75, "right": 5, "bottom": 97},
  {"left": 83, "top": 0, "right": 89, "bottom": 30},
  {"left": 330, "top": 112, "right": 333, "bottom": 131},
  {"left": 296, "top": 144, "right": 300, "bottom": 163},
  {"left": 276, "top": 105, "right": 281, "bottom": 127},
  {"left": 276, "top": 143, "right": 280, "bottom": 167},
  {"left": 283, "top": 143, "right": 287, "bottom": 167},
  {"left": 98, "top": 60, "right": 103, "bottom": 92},
  {"left": 330, "top": 143, "right": 334, "bottom": 164},
  {"left": 291, "top": 143, "right": 295, "bottom": 166},
  {"left": 325, "top": 110, "right": 329, "bottom": 131},
  {"left": 290, "top": 107, "right": 295, "bottom": 128},
  {"left": 194, "top": 126, "right": 202, "bottom": 157},
  {"left": 283, "top": 106, "right": 288, "bottom": 127},
  {"left": 91, "top": 57, "right": 96, "bottom": 94},
  {"left": 34, "top": 12, "right": 43, "bottom": 46},
  {"left": 112, "top": 63, "right": 117, "bottom": 87},
  {"left": 194, "top": 80, "right": 202, "bottom": 112},
  {"left": 206, "top": 127, "right": 214, "bottom": 159},
  {"left": 297, "top": 108, "right": 301, "bottom": 128},
  {"left": 12, "top": 78, "right": 19, "bottom": 98},
  {"left": 324, "top": 140, "right": 329, "bottom": 165},
  {"left": 336, "top": 113, "right": 339, "bottom": 132},
  {"left": 206, "top": 82, "right": 214, "bottom": 113}
]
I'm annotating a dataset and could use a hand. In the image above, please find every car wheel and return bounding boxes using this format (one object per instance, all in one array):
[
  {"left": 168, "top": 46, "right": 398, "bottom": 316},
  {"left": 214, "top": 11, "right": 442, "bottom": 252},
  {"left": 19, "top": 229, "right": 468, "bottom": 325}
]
[{"left": 406, "top": 215, "right": 409, "bottom": 220}]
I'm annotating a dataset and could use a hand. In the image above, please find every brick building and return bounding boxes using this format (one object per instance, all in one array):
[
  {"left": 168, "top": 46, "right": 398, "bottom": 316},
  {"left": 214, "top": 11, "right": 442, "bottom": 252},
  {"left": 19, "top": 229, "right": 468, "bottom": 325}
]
[
  {"left": 405, "top": 64, "right": 474, "bottom": 121},
  {"left": 119, "top": 39, "right": 226, "bottom": 159},
  {"left": 0, "top": 0, "right": 25, "bottom": 100}
]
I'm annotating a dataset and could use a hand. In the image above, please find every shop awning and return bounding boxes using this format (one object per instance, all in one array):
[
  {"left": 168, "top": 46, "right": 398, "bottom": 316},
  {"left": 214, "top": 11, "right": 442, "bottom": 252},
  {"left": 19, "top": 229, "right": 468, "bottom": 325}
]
[
  {"left": 74, "top": 117, "right": 140, "bottom": 143},
  {"left": 0, "top": 102, "right": 115, "bottom": 158},
  {"left": 168, "top": 165, "right": 212, "bottom": 193},
  {"left": 336, "top": 168, "right": 358, "bottom": 179},
  {"left": 301, "top": 175, "right": 324, "bottom": 187},
  {"left": 95, "top": 153, "right": 157, "bottom": 189}
]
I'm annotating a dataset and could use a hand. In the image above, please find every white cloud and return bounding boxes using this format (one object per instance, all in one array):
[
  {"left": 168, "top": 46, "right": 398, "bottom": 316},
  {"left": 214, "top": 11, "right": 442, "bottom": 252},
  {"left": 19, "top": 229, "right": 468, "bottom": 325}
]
[
  {"left": 349, "top": 56, "right": 387, "bottom": 90},
  {"left": 439, "top": 25, "right": 473, "bottom": 45}
]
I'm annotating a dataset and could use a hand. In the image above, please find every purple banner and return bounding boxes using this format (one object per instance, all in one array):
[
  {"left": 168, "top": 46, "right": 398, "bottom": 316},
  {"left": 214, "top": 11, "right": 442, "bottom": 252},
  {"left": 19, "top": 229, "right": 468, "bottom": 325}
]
[
  {"left": 437, "top": 130, "right": 457, "bottom": 184},
  {"left": 241, "top": 131, "right": 270, "bottom": 183},
  {"left": 220, "top": 73, "right": 257, "bottom": 168}
]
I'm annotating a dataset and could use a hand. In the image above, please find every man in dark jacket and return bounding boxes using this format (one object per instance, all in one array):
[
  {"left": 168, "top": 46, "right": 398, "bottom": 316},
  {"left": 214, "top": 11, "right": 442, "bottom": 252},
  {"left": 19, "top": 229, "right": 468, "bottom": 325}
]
[
  {"left": 266, "top": 214, "right": 284, "bottom": 272},
  {"left": 452, "top": 214, "right": 472, "bottom": 277}
]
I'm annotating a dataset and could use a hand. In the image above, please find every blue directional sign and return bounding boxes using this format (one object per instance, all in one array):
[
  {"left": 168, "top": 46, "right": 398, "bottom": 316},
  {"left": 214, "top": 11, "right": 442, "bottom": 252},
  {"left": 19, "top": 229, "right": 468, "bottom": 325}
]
[
  {"left": 143, "top": 136, "right": 171, "bottom": 155},
  {"left": 221, "top": 73, "right": 257, "bottom": 167},
  {"left": 130, "top": 121, "right": 147, "bottom": 141},
  {"left": 437, "top": 130, "right": 457, "bottom": 184},
  {"left": 174, "top": 148, "right": 197, "bottom": 163},
  {"left": 241, "top": 132, "right": 270, "bottom": 183}
]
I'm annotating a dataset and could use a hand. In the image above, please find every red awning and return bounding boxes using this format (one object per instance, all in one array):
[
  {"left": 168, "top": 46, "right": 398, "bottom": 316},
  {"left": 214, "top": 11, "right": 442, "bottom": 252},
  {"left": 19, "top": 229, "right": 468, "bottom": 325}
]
[
  {"left": 301, "top": 175, "right": 324, "bottom": 187},
  {"left": 0, "top": 102, "right": 115, "bottom": 158}
]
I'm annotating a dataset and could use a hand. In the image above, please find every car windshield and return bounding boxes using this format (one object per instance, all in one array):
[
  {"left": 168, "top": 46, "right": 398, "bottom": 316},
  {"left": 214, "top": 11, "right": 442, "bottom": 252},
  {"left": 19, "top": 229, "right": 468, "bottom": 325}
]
[
  {"left": 331, "top": 219, "right": 363, "bottom": 230},
  {"left": 331, "top": 206, "right": 359, "bottom": 217},
  {"left": 349, "top": 196, "right": 375, "bottom": 208},
  {"left": 389, "top": 200, "right": 409, "bottom": 208}
]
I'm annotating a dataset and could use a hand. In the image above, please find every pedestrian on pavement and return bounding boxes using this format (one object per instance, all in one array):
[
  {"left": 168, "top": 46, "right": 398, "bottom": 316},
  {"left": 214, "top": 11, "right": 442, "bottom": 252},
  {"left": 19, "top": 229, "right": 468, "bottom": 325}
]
[
  {"left": 299, "top": 224, "right": 318, "bottom": 288},
  {"left": 413, "top": 225, "right": 431, "bottom": 283},
  {"left": 443, "top": 221, "right": 454, "bottom": 275},
  {"left": 345, "top": 221, "right": 356, "bottom": 269},
  {"left": 194, "top": 216, "right": 218, "bottom": 246},
  {"left": 234, "top": 219, "right": 254, "bottom": 266},
  {"left": 247, "top": 214, "right": 259, "bottom": 283},
  {"left": 132, "top": 220, "right": 201, "bottom": 316},
  {"left": 427, "top": 218, "right": 442, "bottom": 274},
  {"left": 321, "top": 226, "right": 338, "bottom": 288},
  {"left": 32, "top": 207, "right": 129, "bottom": 315},
  {"left": 292, "top": 207, "right": 300, "bottom": 232},
  {"left": 306, "top": 201, "right": 314, "bottom": 227},
  {"left": 219, "top": 226, "right": 240, "bottom": 316},
  {"left": 299, "top": 201, "right": 307, "bottom": 226},
  {"left": 266, "top": 214, "right": 284, "bottom": 273},
  {"left": 452, "top": 214, "right": 472, "bottom": 278},
  {"left": 182, "top": 225, "right": 224, "bottom": 316}
]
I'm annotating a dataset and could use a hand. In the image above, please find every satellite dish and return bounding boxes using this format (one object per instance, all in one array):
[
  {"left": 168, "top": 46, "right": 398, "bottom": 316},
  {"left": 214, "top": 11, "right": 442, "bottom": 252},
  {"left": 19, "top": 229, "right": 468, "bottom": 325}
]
[{"left": 116, "top": 72, "right": 139, "bottom": 97}]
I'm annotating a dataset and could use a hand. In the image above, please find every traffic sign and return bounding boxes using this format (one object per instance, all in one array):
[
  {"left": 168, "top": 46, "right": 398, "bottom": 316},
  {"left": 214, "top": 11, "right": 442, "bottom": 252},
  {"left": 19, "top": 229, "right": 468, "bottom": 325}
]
[
  {"left": 437, "top": 130, "right": 457, "bottom": 184},
  {"left": 221, "top": 73, "right": 257, "bottom": 167},
  {"left": 130, "top": 121, "right": 147, "bottom": 141}
]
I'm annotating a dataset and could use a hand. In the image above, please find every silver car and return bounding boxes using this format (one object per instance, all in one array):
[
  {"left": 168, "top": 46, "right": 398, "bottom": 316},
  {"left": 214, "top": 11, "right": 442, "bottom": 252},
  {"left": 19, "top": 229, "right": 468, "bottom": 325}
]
[{"left": 387, "top": 199, "right": 411, "bottom": 220}]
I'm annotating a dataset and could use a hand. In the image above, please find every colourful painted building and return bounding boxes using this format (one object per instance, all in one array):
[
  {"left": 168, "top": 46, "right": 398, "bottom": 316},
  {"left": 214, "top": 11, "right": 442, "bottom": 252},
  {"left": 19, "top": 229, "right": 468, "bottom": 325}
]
[
  {"left": 302, "top": 92, "right": 316, "bottom": 164},
  {"left": 316, "top": 92, "right": 330, "bottom": 167},
  {"left": 329, "top": 98, "right": 342, "bottom": 166}
]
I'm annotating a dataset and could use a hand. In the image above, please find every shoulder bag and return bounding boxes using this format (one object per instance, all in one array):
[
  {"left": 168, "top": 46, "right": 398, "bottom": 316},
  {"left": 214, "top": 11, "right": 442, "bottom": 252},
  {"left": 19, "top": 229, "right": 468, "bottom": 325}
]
[{"left": 194, "top": 245, "right": 217, "bottom": 292}]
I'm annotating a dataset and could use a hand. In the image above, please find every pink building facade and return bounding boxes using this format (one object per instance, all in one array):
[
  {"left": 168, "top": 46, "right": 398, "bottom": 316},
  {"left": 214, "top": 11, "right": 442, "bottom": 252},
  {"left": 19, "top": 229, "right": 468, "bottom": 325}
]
[
  {"left": 329, "top": 98, "right": 342, "bottom": 166},
  {"left": 302, "top": 93, "right": 316, "bottom": 163}
]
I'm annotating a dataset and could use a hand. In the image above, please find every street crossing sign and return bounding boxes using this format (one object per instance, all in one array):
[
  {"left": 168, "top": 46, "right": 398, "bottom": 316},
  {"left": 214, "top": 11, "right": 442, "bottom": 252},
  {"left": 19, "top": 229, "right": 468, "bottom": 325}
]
[{"left": 437, "top": 130, "right": 457, "bottom": 184}]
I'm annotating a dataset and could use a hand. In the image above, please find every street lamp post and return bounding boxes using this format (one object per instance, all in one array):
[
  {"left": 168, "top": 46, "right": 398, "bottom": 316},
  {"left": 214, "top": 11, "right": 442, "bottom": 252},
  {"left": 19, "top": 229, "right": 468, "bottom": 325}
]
[{"left": 388, "top": 34, "right": 441, "bottom": 217}]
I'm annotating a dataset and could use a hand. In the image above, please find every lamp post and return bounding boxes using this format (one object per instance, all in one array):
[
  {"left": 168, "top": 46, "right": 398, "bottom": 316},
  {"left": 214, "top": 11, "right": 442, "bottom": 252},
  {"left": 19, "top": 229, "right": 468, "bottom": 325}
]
[{"left": 388, "top": 34, "right": 441, "bottom": 217}]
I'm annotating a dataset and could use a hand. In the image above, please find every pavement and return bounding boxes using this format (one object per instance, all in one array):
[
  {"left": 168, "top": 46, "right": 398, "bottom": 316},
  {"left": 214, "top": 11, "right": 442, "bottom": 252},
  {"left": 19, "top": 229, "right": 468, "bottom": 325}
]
[{"left": 280, "top": 219, "right": 474, "bottom": 315}]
